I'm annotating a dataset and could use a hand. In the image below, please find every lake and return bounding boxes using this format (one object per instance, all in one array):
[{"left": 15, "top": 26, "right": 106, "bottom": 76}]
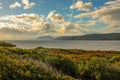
[{"left": 6, "top": 40, "right": 120, "bottom": 51}]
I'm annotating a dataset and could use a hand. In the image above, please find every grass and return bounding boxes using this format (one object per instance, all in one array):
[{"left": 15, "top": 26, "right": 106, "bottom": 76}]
[{"left": 0, "top": 41, "right": 120, "bottom": 80}]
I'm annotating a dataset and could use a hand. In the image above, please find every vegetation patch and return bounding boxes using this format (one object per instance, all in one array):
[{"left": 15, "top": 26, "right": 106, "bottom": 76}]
[
  {"left": 0, "top": 42, "right": 120, "bottom": 80},
  {"left": 0, "top": 41, "right": 16, "bottom": 47}
]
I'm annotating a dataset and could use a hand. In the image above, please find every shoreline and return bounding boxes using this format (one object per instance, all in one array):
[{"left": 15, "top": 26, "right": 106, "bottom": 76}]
[{"left": 3, "top": 40, "right": 120, "bottom": 51}]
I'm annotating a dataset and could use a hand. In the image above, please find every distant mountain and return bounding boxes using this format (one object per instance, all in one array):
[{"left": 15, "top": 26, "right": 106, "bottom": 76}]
[
  {"left": 36, "top": 36, "right": 54, "bottom": 40},
  {"left": 56, "top": 33, "right": 120, "bottom": 40}
]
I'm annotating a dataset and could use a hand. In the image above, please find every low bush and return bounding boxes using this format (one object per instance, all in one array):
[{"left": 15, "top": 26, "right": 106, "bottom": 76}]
[
  {"left": 109, "top": 55, "right": 120, "bottom": 63},
  {"left": 78, "top": 57, "right": 120, "bottom": 80},
  {"left": 45, "top": 55, "right": 80, "bottom": 78}
]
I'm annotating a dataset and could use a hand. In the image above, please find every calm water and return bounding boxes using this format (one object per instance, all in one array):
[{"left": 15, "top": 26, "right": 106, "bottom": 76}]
[{"left": 6, "top": 40, "right": 120, "bottom": 51}]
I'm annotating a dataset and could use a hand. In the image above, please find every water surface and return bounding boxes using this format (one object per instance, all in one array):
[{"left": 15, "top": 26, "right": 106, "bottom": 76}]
[{"left": 6, "top": 40, "right": 120, "bottom": 51}]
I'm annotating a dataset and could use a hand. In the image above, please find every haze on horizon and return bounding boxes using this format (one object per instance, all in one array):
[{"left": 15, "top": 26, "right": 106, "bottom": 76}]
[{"left": 0, "top": 0, "right": 120, "bottom": 40}]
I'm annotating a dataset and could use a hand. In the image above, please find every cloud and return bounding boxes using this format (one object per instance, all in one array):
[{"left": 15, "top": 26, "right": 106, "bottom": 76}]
[
  {"left": 105, "top": 0, "right": 120, "bottom": 8},
  {"left": 0, "top": 3, "right": 3, "bottom": 9},
  {"left": 75, "top": 0, "right": 120, "bottom": 30},
  {"left": 36, "top": 22, "right": 55, "bottom": 33},
  {"left": 9, "top": 2, "right": 21, "bottom": 9},
  {"left": 70, "top": 0, "right": 92, "bottom": 11},
  {"left": 0, "top": 27, "right": 27, "bottom": 35},
  {"left": 9, "top": 0, "right": 35, "bottom": 9},
  {"left": 47, "top": 11, "right": 64, "bottom": 22},
  {"left": 22, "top": 0, "right": 35, "bottom": 9},
  {"left": 0, "top": 27, "right": 37, "bottom": 40},
  {"left": 0, "top": 13, "right": 94, "bottom": 38},
  {"left": 15, "top": 13, "right": 44, "bottom": 21},
  {"left": 67, "top": 14, "right": 73, "bottom": 17},
  {"left": 0, "top": 13, "right": 44, "bottom": 24},
  {"left": 0, "top": 13, "right": 56, "bottom": 39},
  {"left": 57, "top": 22, "right": 87, "bottom": 36},
  {"left": 0, "top": 13, "right": 86, "bottom": 38},
  {"left": 0, "top": 14, "right": 45, "bottom": 30},
  {"left": 39, "top": 0, "right": 44, "bottom": 3}
]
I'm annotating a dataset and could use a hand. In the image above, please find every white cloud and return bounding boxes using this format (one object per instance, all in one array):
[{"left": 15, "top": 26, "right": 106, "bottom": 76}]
[
  {"left": 47, "top": 11, "right": 64, "bottom": 22},
  {"left": 9, "top": 0, "right": 36, "bottom": 9},
  {"left": 22, "top": 0, "right": 35, "bottom": 9},
  {"left": 0, "top": 14, "right": 45, "bottom": 31},
  {"left": 15, "top": 13, "right": 44, "bottom": 21},
  {"left": 57, "top": 22, "right": 87, "bottom": 36},
  {"left": 0, "top": 13, "right": 44, "bottom": 24},
  {"left": 0, "top": 13, "right": 96, "bottom": 38},
  {"left": 0, "top": 3, "right": 3, "bottom": 9},
  {"left": 0, "top": 27, "right": 36, "bottom": 40},
  {"left": 105, "top": 0, "right": 120, "bottom": 8},
  {"left": 67, "top": 14, "right": 73, "bottom": 17},
  {"left": 34, "top": 22, "right": 55, "bottom": 33},
  {"left": 0, "top": 14, "right": 56, "bottom": 39},
  {"left": 9, "top": 2, "right": 21, "bottom": 9},
  {"left": 39, "top": 0, "right": 44, "bottom": 3},
  {"left": 70, "top": 0, "right": 92, "bottom": 11},
  {"left": 75, "top": 0, "right": 120, "bottom": 31}
]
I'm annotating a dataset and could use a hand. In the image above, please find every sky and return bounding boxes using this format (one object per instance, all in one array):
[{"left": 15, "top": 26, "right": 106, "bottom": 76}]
[{"left": 0, "top": 0, "right": 120, "bottom": 40}]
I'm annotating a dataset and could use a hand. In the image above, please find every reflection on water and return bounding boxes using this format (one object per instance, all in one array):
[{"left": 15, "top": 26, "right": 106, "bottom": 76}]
[{"left": 6, "top": 40, "right": 120, "bottom": 51}]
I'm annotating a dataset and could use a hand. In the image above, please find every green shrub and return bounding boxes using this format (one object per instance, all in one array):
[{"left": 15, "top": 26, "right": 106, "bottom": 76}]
[
  {"left": 45, "top": 55, "right": 80, "bottom": 78},
  {"left": 0, "top": 53, "right": 74, "bottom": 80},
  {"left": 109, "top": 55, "right": 120, "bottom": 63},
  {"left": 78, "top": 57, "right": 120, "bottom": 80},
  {"left": 78, "top": 57, "right": 111, "bottom": 80},
  {"left": 0, "top": 42, "right": 120, "bottom": 80}
]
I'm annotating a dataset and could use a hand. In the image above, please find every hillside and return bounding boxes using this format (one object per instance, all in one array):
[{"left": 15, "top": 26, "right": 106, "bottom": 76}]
[
  {"left": 56, "top": 33, "right": 120, "bottom": 40},
  {"left": 0, "top": 41, "right": 120, "bottom": 80},
  {"left": 0, "top": 41, "right": 16, "bottom": 47},
  {"left": 36, "top": 36, "right": 55, "bottom": 40}
]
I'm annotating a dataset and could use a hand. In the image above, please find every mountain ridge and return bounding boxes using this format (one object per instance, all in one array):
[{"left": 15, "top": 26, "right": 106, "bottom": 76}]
[
  {"left": 55, "top": 33, "right": 120, "bottom": 40},
  {"left": 36, "top": 36, "right": 55, "bottom": 40}
]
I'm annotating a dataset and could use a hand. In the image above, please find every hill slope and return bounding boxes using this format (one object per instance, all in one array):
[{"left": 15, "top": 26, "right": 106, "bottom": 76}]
[
  {"left": 56, "top": 33, "right": 120, "bottom": 40},
  {"left": 36, "top": 36, "right": 55, "bottom": 40},
  {"left": 1, "top": 42, "right": 120, "bottom": 80}
]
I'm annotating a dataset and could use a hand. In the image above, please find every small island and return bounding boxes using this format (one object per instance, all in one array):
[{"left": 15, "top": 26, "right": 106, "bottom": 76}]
[{"left": 0, "top": 41, "right": 120, "bottom": 80}]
